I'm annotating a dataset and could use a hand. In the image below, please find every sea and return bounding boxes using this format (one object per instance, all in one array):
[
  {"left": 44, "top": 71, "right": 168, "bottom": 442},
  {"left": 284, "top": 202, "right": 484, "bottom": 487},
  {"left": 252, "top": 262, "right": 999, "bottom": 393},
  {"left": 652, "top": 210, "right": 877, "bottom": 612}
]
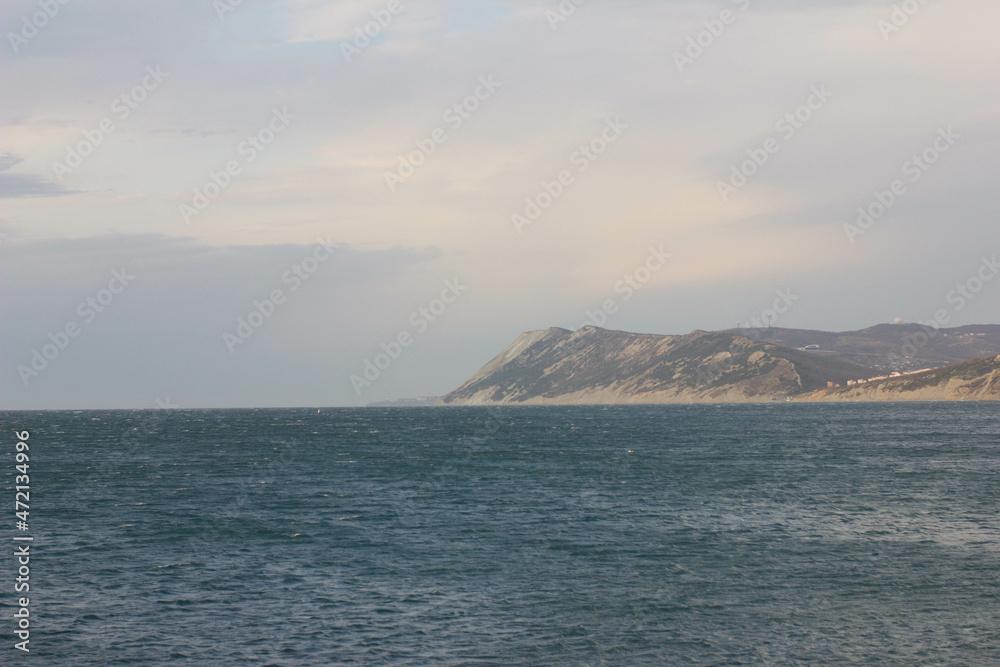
[{"left": 2, "top": 403, "right": 999, "bottom": 665}]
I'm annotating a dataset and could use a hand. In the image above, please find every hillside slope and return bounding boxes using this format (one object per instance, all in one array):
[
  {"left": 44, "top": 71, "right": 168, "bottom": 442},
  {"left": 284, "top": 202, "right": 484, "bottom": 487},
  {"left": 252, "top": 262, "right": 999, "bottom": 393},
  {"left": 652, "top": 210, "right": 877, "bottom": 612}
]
[
  {"left": 440, "top": 327, "right": 878, "bottom": 405},
  {"left": 797, "top": 355, "right": 1000, "bottom": 402},
  {"left": 725, "top": 324, "right": 1000, "bottom": 372}
]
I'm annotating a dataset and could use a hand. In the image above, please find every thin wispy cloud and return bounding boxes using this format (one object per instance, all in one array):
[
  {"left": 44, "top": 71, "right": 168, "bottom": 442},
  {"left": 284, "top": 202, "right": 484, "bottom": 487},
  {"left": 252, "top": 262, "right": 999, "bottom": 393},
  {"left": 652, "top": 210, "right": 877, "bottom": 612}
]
[{"left": 1, "top": 0, "right": 998, "bottom": 407}]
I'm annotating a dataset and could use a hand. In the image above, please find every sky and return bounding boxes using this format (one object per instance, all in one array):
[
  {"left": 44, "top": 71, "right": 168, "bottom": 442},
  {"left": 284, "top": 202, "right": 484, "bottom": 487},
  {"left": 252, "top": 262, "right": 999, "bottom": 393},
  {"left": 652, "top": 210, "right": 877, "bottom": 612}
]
[{"left": 1, "top": 0, "right": 998, "bottom": 409}]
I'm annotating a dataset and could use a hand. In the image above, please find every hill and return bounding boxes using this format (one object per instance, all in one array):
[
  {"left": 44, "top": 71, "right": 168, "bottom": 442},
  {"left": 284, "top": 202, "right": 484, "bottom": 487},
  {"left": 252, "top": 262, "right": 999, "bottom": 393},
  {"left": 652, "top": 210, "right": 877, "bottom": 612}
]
[
  {"left": 440, "top": 327, "right": 878, "bottom": 405},
  {"left": 797, "top": 355, "right": 1000, "bottom": 402},
  {"left": 440, "top": 326, "right": 1000, "bottom": 405},
  {"left": 725, "top": 323, "right": 1000, "bottom": 372}
]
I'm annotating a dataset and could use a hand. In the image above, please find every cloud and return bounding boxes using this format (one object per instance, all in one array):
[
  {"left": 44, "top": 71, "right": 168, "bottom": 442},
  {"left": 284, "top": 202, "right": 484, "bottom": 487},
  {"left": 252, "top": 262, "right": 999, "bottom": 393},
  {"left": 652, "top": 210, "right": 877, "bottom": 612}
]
[
  {"left": 0, "top": 152, "right": 73, "bottom": 198},
  {"left": 0, "top": 233, "right": 453, "bottom": 408},
  {"left": 0, "top": 173, "right": 74, "bottom": 198},
  {"left": 0, "top": 153, "right": 25, "bottom": 171},
  {"left": 1, "top": 0, "right": 999, "bottom": 406}
]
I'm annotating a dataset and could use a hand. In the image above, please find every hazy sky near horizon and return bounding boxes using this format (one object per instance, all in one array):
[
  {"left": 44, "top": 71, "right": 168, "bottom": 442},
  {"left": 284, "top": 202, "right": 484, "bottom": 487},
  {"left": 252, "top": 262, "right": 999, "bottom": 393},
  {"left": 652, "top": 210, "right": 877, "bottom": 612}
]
[{"left": 2, "top": 0, "right": 999, "bottom": 408}]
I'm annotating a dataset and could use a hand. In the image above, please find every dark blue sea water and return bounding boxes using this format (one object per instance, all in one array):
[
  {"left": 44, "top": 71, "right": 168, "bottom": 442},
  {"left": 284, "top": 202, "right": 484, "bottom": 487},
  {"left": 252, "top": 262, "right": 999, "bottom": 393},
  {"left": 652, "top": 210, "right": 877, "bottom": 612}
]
[{"left": 2, "top": 404, "right": 999, "bottom": 665}]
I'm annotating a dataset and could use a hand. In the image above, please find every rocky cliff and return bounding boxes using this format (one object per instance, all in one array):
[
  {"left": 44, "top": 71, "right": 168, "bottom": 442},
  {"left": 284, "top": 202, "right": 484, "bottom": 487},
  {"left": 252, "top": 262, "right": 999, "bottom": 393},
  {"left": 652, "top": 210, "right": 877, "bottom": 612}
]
[
  {"left": 441, "top": 327, "right": 1000, "bottom": 405},
  {"left": 441, "top": 327, "right": 878, "bottom": 405}
]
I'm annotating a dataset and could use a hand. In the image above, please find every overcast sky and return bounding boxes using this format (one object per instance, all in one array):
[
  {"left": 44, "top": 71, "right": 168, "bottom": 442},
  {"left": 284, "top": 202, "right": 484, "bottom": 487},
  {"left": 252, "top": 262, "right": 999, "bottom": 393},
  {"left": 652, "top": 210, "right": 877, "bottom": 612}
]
[{"left": 2, "top": 0, "right": 998, "bottom": 409}]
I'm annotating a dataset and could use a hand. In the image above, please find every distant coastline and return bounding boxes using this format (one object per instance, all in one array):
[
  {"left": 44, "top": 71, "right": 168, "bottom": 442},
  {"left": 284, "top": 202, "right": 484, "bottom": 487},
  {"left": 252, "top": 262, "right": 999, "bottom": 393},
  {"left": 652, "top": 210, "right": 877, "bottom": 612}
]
[
  {"left": 436, "top": 324, "right": 1000, "bottom": 405},
  {"left": 367, "top": 396, "right": 441, "bottom": 408}
]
